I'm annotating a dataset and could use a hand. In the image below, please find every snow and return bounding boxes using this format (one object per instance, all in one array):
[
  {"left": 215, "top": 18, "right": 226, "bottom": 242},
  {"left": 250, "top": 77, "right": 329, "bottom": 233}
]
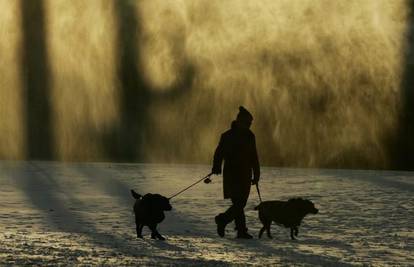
[{"left": 0, "top": 161, "right": 413, "bottom": 266}]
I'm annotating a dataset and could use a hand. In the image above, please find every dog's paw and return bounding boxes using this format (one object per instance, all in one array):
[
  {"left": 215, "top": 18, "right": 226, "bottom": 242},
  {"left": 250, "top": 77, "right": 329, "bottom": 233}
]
[
  {"left": 157, "top": 235, "right": 166, "bottom": 241},
  {"left": 137, "top": 235, "right": 143, "bottom": 239}
]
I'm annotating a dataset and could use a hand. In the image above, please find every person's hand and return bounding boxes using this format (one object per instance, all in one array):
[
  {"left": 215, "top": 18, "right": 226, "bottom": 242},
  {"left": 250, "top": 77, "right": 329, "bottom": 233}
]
[
  {"left": 251, "top": 177, "right": 259, "bottom": 185},
  {"left": 212, "top": 167, "right": 221, "bottom": 175}
]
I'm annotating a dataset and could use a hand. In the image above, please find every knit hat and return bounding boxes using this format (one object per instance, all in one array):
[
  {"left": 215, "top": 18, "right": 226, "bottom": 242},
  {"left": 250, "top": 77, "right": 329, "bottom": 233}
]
[{"left": 236, "top": 106, "right": 253, "bottom": 122}]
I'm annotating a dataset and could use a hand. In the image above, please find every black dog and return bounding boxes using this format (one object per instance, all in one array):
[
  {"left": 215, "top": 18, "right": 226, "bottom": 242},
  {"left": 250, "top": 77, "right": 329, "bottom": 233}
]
[
  {"left": 255, "top": 198, "right": 318, "bottom": 240},
  {"left": 131, "top": 190, "right": 172, "bottom": 240}
]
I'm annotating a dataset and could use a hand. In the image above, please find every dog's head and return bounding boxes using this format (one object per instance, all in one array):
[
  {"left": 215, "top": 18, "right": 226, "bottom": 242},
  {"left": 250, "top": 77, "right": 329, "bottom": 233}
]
[
  {"left": 288, "top": 198, "right": 318, "bottom": 215},
  {"left": 145, "top": 193, "right": 173, "bottom": 211}
]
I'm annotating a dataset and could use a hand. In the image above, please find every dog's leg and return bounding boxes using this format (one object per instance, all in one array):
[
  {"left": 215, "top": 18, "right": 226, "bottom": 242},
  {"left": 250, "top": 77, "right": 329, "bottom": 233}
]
[
  {"left": 150, "top": 226, "right": 157, "bottom": 239},
  {"left": 265, "top": 223, "right": 272, "bottom": 239},
  {"left": 259, "top": 212, "right": 272, "bottom": 239},
  {"left": 135, "top": 219, "right": 143, "bottom": 238},
  {"left": 258, "top": 226, "right": 266, "bottom": 239},
  {"left": 137, "top": 224, "right": 144, "bottom": 238},
  {"left": 290, "top": 228, "right": 296, "bottom": 240},
  {"left": 294, "top": 227, "right": 299, "bottom": 237},
  {"left": 149, "top": 224, "right": 165, "bottom": 241},
  {"left": 156, "top": 232, "right": 165, "bottom": 241}
]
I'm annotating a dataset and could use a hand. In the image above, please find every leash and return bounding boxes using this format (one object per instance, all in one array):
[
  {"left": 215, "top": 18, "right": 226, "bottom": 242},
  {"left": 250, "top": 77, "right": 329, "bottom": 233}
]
[
  {"left": 256, "top": 183, "right": 262, "bottom": 203},
  {"left": 169, "top": 173, "right": 213, "bottom": 200}
]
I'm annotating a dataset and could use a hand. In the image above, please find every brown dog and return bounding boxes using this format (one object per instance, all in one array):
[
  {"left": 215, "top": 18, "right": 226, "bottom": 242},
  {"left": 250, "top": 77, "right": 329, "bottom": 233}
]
[
  {"left": 131, "top": 190, "right": 172, "bottom": 240},
  {"left": 255, "top": 198, "right": 318, "bottom": 240}
]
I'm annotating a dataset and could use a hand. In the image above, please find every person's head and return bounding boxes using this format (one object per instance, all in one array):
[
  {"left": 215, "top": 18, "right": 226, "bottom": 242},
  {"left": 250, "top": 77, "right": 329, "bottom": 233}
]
[{"left": 236, "top": 106, "right": 253, "bottom": 129}]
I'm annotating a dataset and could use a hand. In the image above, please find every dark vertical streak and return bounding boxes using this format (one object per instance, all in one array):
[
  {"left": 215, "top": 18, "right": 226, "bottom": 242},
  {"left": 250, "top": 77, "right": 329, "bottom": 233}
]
[
  {"left": 111, "top": 1, "right": 149, "bottom": 161},
  {"left": 20, "top": 0, "right": 54, "bottom": 159},
  {"left": 393, "top": 1, "right": 414, "bottom": 170},
  {"left": 110, "top": 1, "right": 194, "bottom": 162}
]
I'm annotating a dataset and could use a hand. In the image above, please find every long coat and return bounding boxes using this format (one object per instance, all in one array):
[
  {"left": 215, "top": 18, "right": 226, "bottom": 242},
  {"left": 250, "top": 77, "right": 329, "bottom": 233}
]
[{"left": 212, "top": 122, "right": 260, "bottom": 199}]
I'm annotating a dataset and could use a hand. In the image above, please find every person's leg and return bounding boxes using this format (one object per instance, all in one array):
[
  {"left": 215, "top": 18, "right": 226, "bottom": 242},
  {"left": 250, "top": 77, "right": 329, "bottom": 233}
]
[
  {"left": 215, "top": 203, "right": 237, "bottom": 237},
  {"left": 233, "top": 198, "right": 247, "bottom": 233},
  {"left": 222, "top": 202, "right": 238, "bottom": 221},
  {"left": 233, "top": 198, "right": 252, "bottom": 238}
]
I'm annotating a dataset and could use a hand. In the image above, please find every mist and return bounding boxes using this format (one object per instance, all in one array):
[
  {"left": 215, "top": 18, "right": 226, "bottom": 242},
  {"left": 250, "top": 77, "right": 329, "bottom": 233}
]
[{"left": 0, "top": 0, "right": 412, "bottom": 169}]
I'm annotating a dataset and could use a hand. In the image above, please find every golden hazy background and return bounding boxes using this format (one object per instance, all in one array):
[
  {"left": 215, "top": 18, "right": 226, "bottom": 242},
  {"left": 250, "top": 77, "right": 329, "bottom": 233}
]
[{"left": 0, "top": 0, "right": 413, "bottom": 169}]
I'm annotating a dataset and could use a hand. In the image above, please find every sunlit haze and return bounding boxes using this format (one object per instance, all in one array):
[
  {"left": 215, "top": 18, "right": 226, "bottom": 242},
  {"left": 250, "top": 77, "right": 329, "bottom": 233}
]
[{"left": 0, "top": 0, "right": 412, "bottom": 168}]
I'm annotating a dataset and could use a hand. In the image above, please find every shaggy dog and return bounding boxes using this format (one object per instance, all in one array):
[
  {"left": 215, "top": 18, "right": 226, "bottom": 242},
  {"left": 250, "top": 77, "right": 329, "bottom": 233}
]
[
  {"left": 131, "top": 190, "right": 172, "bottom": 240},
  {"left": 255, "top": 198, "right": 318, "bottom": 240}
]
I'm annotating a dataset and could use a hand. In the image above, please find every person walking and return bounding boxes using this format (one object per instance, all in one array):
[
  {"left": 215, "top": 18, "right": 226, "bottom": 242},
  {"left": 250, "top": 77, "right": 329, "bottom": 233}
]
[{"left": 212, "top": 106, "right": 260, "bottom": 239}]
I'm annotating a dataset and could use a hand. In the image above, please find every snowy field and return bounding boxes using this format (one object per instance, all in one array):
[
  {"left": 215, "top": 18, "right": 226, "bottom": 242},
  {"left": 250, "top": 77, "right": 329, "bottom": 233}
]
[{"left": 0, "top": 161, "right": 413, "bottom": 266}]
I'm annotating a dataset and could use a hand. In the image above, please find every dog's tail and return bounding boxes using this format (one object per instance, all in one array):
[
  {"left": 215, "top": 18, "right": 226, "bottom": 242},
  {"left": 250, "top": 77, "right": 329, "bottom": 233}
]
[{"left": 131, "top": 189, "right": 142, "bottom": 199}]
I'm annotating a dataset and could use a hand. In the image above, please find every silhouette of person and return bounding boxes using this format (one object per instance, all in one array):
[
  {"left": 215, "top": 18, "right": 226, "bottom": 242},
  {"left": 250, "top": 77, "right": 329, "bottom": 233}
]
[{"left": 212, "top": 106, "right": 260, "bottom": 239}]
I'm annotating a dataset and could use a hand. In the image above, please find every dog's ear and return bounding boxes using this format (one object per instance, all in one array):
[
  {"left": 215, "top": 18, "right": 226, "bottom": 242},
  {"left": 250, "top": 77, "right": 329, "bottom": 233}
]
[
  {"left": 148, "top": 194, "right": 170, "bottom": 211},
  {"left": 154, "top": 195, "right": 172, "bottom": 211},
  {"left": 161, "top": 196, "right": 172, "bottom": 211},
  {"left": 143, "top": 194, "right": 163, "bottom": 211},
  {"left": 288, "top": 198, "right": 306, "bottom": 210},
  {"left": 302, "top": 199, "right": 317, "bottom": 213}
]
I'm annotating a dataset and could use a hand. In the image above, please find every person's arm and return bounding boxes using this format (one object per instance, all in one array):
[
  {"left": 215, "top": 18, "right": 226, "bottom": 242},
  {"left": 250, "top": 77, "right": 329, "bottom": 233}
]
[
  {"left": 212, "top": 134, "right": 225, "bottom": 174},
  {"left": 251, "top": 134, "right": 260, "bottom": 184}
]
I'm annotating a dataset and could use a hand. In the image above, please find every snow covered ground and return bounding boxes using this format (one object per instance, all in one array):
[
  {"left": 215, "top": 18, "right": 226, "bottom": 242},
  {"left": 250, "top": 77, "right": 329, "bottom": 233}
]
[{"left": 0, "top": 161, "right": 413, "bottom": 266}]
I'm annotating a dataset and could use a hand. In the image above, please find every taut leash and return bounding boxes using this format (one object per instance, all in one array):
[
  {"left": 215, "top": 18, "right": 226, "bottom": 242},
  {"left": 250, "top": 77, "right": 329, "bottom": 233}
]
[
  {"left": 256, "top": 183, "right": 262, "bottom": 203},
  {"left": 169, "top": 173, "right": 213, "bottom": 200}
]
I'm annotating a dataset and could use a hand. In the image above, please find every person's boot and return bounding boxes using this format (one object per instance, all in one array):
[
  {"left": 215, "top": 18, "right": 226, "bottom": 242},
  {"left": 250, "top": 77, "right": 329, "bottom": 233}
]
[
  {"left": 236, "top": 231, "right": 253, "bottom": 239},
  {"left": 215, "top": 214, "right": 226, "bottom": 237}
]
